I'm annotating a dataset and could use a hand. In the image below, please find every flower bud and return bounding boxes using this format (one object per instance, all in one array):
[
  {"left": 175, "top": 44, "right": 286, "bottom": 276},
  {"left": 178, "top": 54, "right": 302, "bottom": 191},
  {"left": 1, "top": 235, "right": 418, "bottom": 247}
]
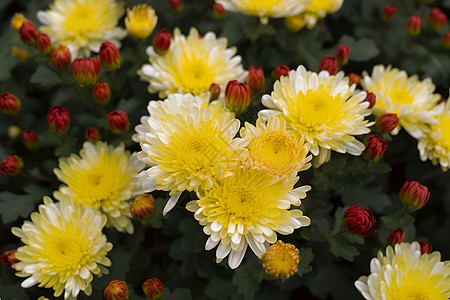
[
  {"left": 335, "top": 45, "right": 350, "bottom": 66},
  {"left": 104, "top": 280, "right": 129, "bottom": 300},
  {"left": 72, "top": 57, "right": 100, "bottom": 87},
  {"left": 125, "top": 4, "right": 158, "bottom": 40},
  {"left": 319, "top": 55, "right": 338, "bottom": 75},
  {"left": 47, "top": 105, "right": 70, "bottom": 133},
  {"left": 0, "top": 155, "right": 23, "bottom": 175},
  {"left": 246, "top": 65, "right": 265, "bottom": 93},
  {"left": 0, "top": 92, "right": 21, "bottom": 115},
  {"left": 8, "top": 125, "right": 21, "bottom": 139},
  {"left": 168, "top": 0, "right": 183, "bottom": 12},
  {"left": 0, "top": 249, "right": 19, "bottom": 268},
  {"left": 381, "top": 5, "right": 396, "bottom": 22},
  {"left": 130, "top": 194, "right": 156, "bottom": 220},
  {"left": 387, "top": 228, "right": 405, "bottom": 247},
  {"left": 418, "top": 241, "right": 432, "bottom": 254},
  {"left": 108, "top": 110, "right": 130, "bottom": 134},
  {"left": 260, "top": 240, "right": 299, "bottom": 279},
  {"left": 363, "top": 135, "right": 387, "bottom": 163},
  {"left": 406, "top": 16, "right": 422, "bottom": 36},
  {"left": 50, "top": 44, "right": 71, "bottom": 70},
  {"left": 37, "top": 33, "right": 52, "bottom": 55},
  {"left": 342, "top": 204, "right": 377, "bottom": 237},
  {"left": 284, "top": 14, "right": 306, "bottom": 32},
  {"left": 99, "top": 41, "right": 121, "bottom": 70},
  {"left": 271, "top": 64, "right": 290, "bottom": 81},
  {"left": 11, "top": 46, "right": 31, "bottom": 64},
  {"left": 347, "top": 72, "right": 361, "bottom": 86},
  {"left": 364, "top": 91, "right": 376, "bottom": 109},
  {"left": 11, "top": 13, "right": 27, "bottom": 32},
  {"left": 225, "top": 80, "right": 251, "bottom": 114},
  {"left": 213, "top": 3, "right": 226, "bottom": 19},
  {"left": 85, "top": 127, "right": 100, "bottom": 143},
  {"left": 19, "top": 21, "right": 38, "bottom": 46},
  {"left": 152, "top": 29, "right": 172, "bottom": 55},
  {"left": 427, "top": 8, "right": 447, "bottom": 31},
  {"left": 375, "top": 113, "right": 399, "bottom": 134},
  {"left": 209, "top": 83, "right": 221, "bottom": 101},
  {"left": 399, "top": 180, "right": 430, "bottom": 210},
  {"left": 142, "top": 278, "right": 164, "bottom": 300},
  {"left": 92, "top": 82, "right": 111, "bottom": 104},
  {"left": 441, "top": 32, "right": 450, "bottom": 48},
  {"left": 22, "top": 130, "right": 40, "bottom": 150}
]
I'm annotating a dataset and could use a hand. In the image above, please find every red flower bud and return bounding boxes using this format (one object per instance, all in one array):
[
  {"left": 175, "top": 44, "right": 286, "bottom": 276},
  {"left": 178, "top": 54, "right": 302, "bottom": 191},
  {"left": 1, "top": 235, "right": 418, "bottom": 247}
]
[
  {"left": 363, "top": 135, "right": 387, "bottom": 163},
  {"left": 342, "top": 204, "right": 376, "bottom": 237},
  {"left": 47, "top": 105, "right": 70, "bottom": 133},
  {"left": 19, "top": 21, "right": 38, "bottom": 45},
  {"left": 441, "top": 32, "right": 450, "bottom": 48},
  {"left": 348, "top": 72, "right": 361, "bottom": 86},
  {"left": 104, "top": 280, "right": 129, "bottom": 300},
  {"left": 99, "top": 41, "right": 121, "bottom": 71},
  {"left": 22, "top": 130, "right": 40, "bottom": 150},
  {"left": 427, "top": 8, "right": 447, "bottom": 31},
  {"left": 168, "top": 0, "right": 183, "bottom": 12},
  {"left": 225, "top": 80, "right": 251, "bottom": 114},
  {"left": 152, "top": 29, "right": 172, "bottom": 55},
  {"left": 142, "top": 278, "right": 164, "bottom": 300},
  {"left": 418, "top": 241, "right": 432, "bottom": 254},
  {"left": 364, "top": 91, "right": 376, "bottom": 109},
  {"left": 271, "top": 64, "right": 290, "bottom": 81},
  {"left": 130, "top": 194, "right": 156, "bottom": 220},
  {"left": 319, "top": 55, "right": 338, "bottom": 75},
  {"left": 108, "top": 110, "right": 130, "bottom": 134},
  {"left": 213, "top": 3, "right": 226, "bottom": 19},
  {"left": 209, "top": 83, "right": 221, "bottom": 101},
  {"left": 85, "top": 127, "right": 100, "bottom": 143},
  {"left": 406, "top": 15, "right": 422, "bottom": 36},
  {"left": 399, "top": 180, "right": 430, "bottom": 210},
  {"left": 246, "top": 65, "right": 265, "bottom": 93},
  {"left": 0, "top": 92, "right": 21, "bottom": 115},
  {"left": 37, "top": 33, "right": 52, "bottom": 55},
  {"left": 72, "top": 57, "right": 100, "bottom": 87},
  {"left": 92, "top": 82, "right": 111, "bottom": 104},
  {"left": 0, "top": 249, "right": 19, "bottom": 268},
  {"left": 375, "top": 113, "right": 399, "bottom": 134},
  {"left": 335, "top": 45, "right": 350, "bottom": 66},
  {"left": 381, "top": 5, "right": 396, "bottom": 22},
  {"left": 0, "top": 155, "right": 23, "bottom": 175},
  {"left": 387, "top": 228, "right": 405, "bottom": 247},
  {"left": 50, "top": 44, "right": 71, "bottom": 70}
]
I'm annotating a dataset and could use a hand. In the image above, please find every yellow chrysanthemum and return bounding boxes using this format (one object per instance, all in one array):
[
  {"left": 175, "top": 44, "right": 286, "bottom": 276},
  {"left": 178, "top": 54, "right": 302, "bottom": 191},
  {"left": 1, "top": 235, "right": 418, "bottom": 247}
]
[
  {"left": 37, "top": 0, "right": 127, "bottom": 58},
  {"left": 186, "top": 165, "right": 311, "bottom": 269},
  {"left": 259, "top": 65, "right": 372, "bottom": 167},
  {"left": 125, "top": 4, "right": 158, "bottom": 40},
  {"left": 355, "top": 242, "right": 450, "bottom": 300},
  {"left": 261, "top": 240, "right": 300, "bottom": 279},
  {"left": 54, "top": 141, "right": 144, "bottom": 233},
  {"left": 216, "top": 0, "right": 310, "bottom": 24},
  {"left": 135, "top": 99, "right": 247, "bottom": 215},
  {"left": 362, "top": 65, "right": 442, "bottom": 139},
  {"left": 300, "top": 0, "right": 344, "bottom": 29},
  {"left": 12, "top": 195, "right": 112, "bottom": 300},
  {"left": 138, "top": 27, "right": 246, "bottom": 98},
  {"left": 240, "top": 117, "right": 311, "bottom": 177}
]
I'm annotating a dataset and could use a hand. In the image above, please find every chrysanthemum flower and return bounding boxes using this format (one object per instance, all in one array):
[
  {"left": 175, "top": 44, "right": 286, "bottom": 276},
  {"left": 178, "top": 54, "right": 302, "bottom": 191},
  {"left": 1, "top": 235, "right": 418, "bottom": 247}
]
[
  {"left": 362, "top": 65, "right": 442, "bottom": 139},
  {"left": 240, "top": 117, "right": 311, "bottom": 177},
  {"left": 54, "top": 142, "right": 144, "bottom": 233},
  {"left": 12, "top": 195, "right": 112, "bottom": 300},
  {"left": 259, "top": 65, "right": 372, "bottom": 167},
  {"left": 186, "top": 165, "right": 311, "bottom": 269},
  {"left": 355, "top": 242, "right": 450, "bottom": 300},
  {"left": 37, "top": 0, "right": 127, "bottom": 58},
  {"left": 301, "top": 0, "right": 344, "bottom": 29},
  {"left": 138, "top": 27, "right": 246, "bottom": 98}
]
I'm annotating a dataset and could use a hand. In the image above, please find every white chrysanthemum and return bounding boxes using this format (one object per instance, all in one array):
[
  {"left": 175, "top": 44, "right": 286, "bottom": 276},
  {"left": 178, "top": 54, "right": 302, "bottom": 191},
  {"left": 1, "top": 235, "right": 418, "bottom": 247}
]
[
  {"left": 355, "top": 242, "right": 450, "bottom": 300},
  {"left": 259, "top": 65, "right": 372, "bottom": 167},
  {"left": 54, "top": 142, "right": 144, "bottom": 234},
  {"left": 217, "top": 0, "right": 310, "bottom": 24},
  {"left": 362, "top": 65, "right": 442, "bottom": 139},
  {"left": 186, "top": 165, "right": 311, "bottom": 269},
  {"left": 37, "top": 0, "right": 127, "bottom": 58},
  {"left": 12, "top": 195, "right": 112, "bottom": 300},
  {"left": 138, "top": 27, "right": 247, "bottom": 98},
  {"left": 302, "top": 0, "right": 344, "bottom": 28}
]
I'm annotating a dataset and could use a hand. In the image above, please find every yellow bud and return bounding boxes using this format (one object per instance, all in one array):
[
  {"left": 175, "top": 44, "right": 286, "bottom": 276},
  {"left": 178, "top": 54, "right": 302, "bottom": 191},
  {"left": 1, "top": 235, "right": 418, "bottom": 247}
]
[
  {"left": 11, "top": 46, "right": 31, "bottom": 64},
  {"left": 261, "top": 240, "right": 299, "bottom": 279},
  {"left": 11, "top": 13, "right": 27, "bottom": 32},
  {"left": 284, "top": 14, "right": 306, "bottom": 32},
  {"left": 125, "top": 5, "right": 158, "bottom": 40}
]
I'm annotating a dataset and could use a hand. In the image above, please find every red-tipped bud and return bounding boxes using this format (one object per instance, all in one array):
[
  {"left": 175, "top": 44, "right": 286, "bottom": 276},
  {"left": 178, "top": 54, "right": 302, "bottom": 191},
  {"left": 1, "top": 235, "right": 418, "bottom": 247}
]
[
  {"left": 213, "top": 3, "right": 226, "bottom": 19},
  {"left": 152, "top": 29, "right": 172, "bottom": 55},
  {"left": 246, "top": 65, "right": 265, "bottom": 93},
  {"left": 50, "top": 44, "right": 71, "bottom": 70},
  {"left": 441, "top": 32, "right": 450, "bottom": 48},
  {"left": 142, "top": 278, "right": 164, "bottom": 300},
  {"left": 363, "top": 135, "right": 387, "bottom": 163},
  {"left": 168, "top": 0, "right": 183, "bottom": 12},
  {"left": 22, "top": 130, "right": 40, "bottom": 150},
  {"left": 0, "top": 155, "right": 23, "bottom": 175},
  {"left": 406, "top": 16, "right": 422, "bottom": 36},
  {"left": 271, "top": 64, "right": 290, "bottom": 81},
  {"left": 0, "top": 92, "right": 21, "bottom": 115},
  {"left": 85, "top": 127, "right": 100, "bottom": 143},
  {"left": 381, "top": 5, "right": 396, "bottom": 22},
  {"left": 209, "top": 83, "right": 221, "bottom": 101},
  {"left": 225, "top": 80, "right": 251, "bottom": 114},
  {"left": 364, "top": 91, "right": 376, "bottom": 109},
  {"left": 92, "top": 82, "right": 111, "bottom": 104},
  {"left": 104, "top": 280, "right": 129, "bottom": 300},
  {"left": 108, "top": 110, "right": 130, "bottom": 134},
  {"left": 342, "top": 204, "right": 376, "bottom": 237},
  {"left": 319, "top": 55, "right": 338, "bottom": 75},
  {"left": 335, "top": 45, "right": 350, "bottom": 66},
  {"left": 418, "top": 241, "right": 432, "bottom": 254},
  {"left": 375, "top": 113, "right": 399, "bottom": 134},
  {"left": 427, "top": 8, "right": 447, "bottom": 31},
  {"left": 37, "top": 33, "right": 52, "bottom": 55},
  {"left": 348, "top": 72, "right": 361, "bottom": 86},
  {"left": 399, "top": 180, "right": 430, "bottom": 210},
  {"left": 130, "top": 194, "right": 156, "bottom": 220},
  {"left": 0, "top": 249, "right": 19, "bottom": 268},
  {"left": 19, "top": 21, "right": 38, "bottom": 45},
  {"left": 387, "top": 228, "right": 405, "bottom": 247},
  {"left": 72, "top": 57, "right": 100, "bottom": 87},
  {"left": 99, "top": 41, "right": 121, "bottom": 71},
  {"left": 47, "top": 105, "right": 70, "bottom": 133}
]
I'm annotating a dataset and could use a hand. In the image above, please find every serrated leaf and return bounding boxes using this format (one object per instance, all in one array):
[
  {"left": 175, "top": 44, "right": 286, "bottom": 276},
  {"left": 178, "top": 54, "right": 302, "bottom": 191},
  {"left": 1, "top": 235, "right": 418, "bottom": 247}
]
[
  {"left": 297, "top": 247, "right": 314, "bottom": 277},
  {"left": 167, "top": 288, "right": 192, "bottom": 300},
  {"left": 205, "top": 278, "right": 235, "bottom": 300},
  {"left": 30, "top": 65, "right": 65, "bottom": 88},
  {"left": 337, "top": 35, "right": 380, "bottom": 62},
  {"left": 381, "top": 210, "right": 415, "bottom": 229},
  {"left": 232, "top": 261, "right": 264, "bottom": 300},
  {"left": 328, "top": 238, "right": 360, "bottom": 262},
  {"left": 340, "top": 187, "right": 391, "bottom": 214},
  {"left": 0, "top": 45, "right": 19, "bottom": 81},
  {"left": 368, "top": 161, "right": 392, "bottom": 174}
]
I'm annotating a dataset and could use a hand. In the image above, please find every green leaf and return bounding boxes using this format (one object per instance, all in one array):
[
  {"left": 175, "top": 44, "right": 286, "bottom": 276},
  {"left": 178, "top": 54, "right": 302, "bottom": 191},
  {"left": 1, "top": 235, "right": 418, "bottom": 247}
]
[
  {"left": 367, "top": 161, "right": 392, "bottom": 174},
  {"left": 232, "top": 261, "right": 264, "bottom": 300},
  {"left": 340, "top": 187, "right": 391, "bottom": 214},
  {"left": 297, "top": 247, "right": 314, "bottom": 277},
  {"left": 381, "top": 209, "right": 415, "bottom": 229},
  {"left": 328, "top": 238, "right": 360, "bottom": 262},
  {"left": 0, "top": 44, "right": 19, "bottom": 82},
  {"left": 30, "top": 65, "right": 65, "bottom": 88},
  {"left": 337, "top": 35, "right": 380, "bottom": 62},
  {"left": 167, "top": 288, "right": 192, "bottom": 300},
  {"left": 205, "top": 278, "right": 236, "bottom": 300}
]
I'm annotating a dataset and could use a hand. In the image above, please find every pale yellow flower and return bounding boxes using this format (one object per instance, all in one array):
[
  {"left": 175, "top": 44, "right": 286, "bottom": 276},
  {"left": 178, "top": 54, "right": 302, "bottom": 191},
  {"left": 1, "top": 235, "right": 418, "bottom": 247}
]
[
  {"left": 125, "top": 4, "right": 158, "bottom": 40},
  {"left": 302, "top": 0, "right": 344, "bottom": 29}
]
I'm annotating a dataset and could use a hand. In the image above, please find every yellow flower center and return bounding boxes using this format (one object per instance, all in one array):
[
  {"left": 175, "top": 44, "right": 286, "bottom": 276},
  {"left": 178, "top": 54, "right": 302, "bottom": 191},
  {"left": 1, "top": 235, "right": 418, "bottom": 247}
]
[
  {"left": 385, "top": 270, "right": 447, "bottom": 300},
  {"left": 222, "top": 185, "right": 261, "bottom": 219},
  {"left": 65, "top": 4, "right": 99, "bottom": 35},
  {"left": 388, "top": 88, "right": 413, "bottom": 105},
  {"left": 177, "top": 57, "right": 215, "bottom": 95},
  {"left": 261, "top": 240, "right": 299, "bottom": 279},
  {"left": 243, "top": 0, "right": 282, "bottom": 10},
  {"left": 307, "top": 0, "right": 334, "bottom": 12}
]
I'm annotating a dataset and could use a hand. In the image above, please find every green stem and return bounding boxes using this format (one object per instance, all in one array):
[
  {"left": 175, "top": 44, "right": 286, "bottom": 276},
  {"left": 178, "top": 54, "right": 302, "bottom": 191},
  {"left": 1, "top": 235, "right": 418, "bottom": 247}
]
[
  {"left": 20, "top": 171, "right": 53, "bottom": 184},
  {"left": 397, "top": 206, "right": 409, "bottom": 221}
]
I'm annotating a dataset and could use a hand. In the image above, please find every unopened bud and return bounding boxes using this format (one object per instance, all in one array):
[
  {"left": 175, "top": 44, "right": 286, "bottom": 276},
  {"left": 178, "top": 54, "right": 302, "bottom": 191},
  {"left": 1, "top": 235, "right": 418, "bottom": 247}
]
[
  {"left": 209, "top": 83, "right": 221, "bottom": 101},
  {"left": 142, "top": 278, "right": 164, "bottom": 300},
  {"left": 11, "top": 46, "right": 31, "bottom": 64},
  {"left": 19, "top": 21, "right": 38, "bottom": 45},
  {"left": 152, "top": 28, "right": 172, "bottom": 55},
  {"left": 50, "top": 44, "right": 71, "bottom": 70},
  {"left": 168, "top": 0, "right": 183, "bottom": 12},
  {"left": 387, "top": 228, "right": 405, "bottom": 247},
  {"left": 406, "top": 15, "right": 422, "bottom": 36},
  {"left": 8, "top": 125, "right": 21, "bottom": 139},
  {"left": 418, "top": 241, "right": 432, "bottom": 254},
  {"left": 272, "top": 64, "right": 290, "bottom": 81},
  {"left": 108, "top": 110, "right": 130, "bottom": 134},
  {"left": 0, "top": 249, "right": 19, "bottom": 268},
  {"left": 11, "top": 13, "right": 27, "bottom": 32},
  {"left": 260, "top": 240, "right": 299, "bottom": 279},
  {"left": 99, "top": 41, "right": 121, "bottom": 71},
  {"left": 335, "top": 45, "right": 350, "bottom": 66},
  {"left": 427, "top": 8, "right": 447, "bottom": 31},
  {"left": 363, "top": 135, "right": 387, "bottom": 163},
  {"left": 319, "top": 55, "right": 338, "bottom": 75},
  {"left": 85, "top": 127, "right": 100, "bottom": 143},
  {"left": 399, "top": 180, "right": 430, "bottom": 210},
  {"left": 104, "top": 280, "right": 129, "bottom": 300},
  {"left": 22, "top": 130, "right": 40, "bottom": 150},
  {"left": 130, "top": 194, "right": 156, "bottom": 220},
  {"left": 47, "top": 105, "right": 70, "bottom": 133},
  {"left": 225, "top": 80, "right": 251, "bottom": 114},
  {"left": 441, "top": 32, "right": 450, "bottom": 48},
  {"left": 381, "top": 5, "right": 396, "bottom": 22},
  {"left": 92, "top": 82, "right": 111, "bottom": 104},
  {"left": 72, "top": 57, "right": 100, "bottom": 87},
  {"left": 284, "top": 14, "right": 306, "bottom": 32},
  {"left": 0, "top": 155, "right": 23, "bottom": 175},
  {"left": 364, "top": 91, "right": 376, "bottom": 109},
  {"left": 375, "top": 113, "right": 399, "bottom": 134},
  {"left": 0, "top": 92, "right": 21, "bottom": 115},
  {"left": 125, "top": 4, "right": 158, "bottom": 40},
  {"left": 246, "top": 65, "right": 265, "bottom": 93},
  {"left": 37, "top": 33, "right": 53, "bottom": 55},
  {"left": 347, "top": 73, "right": 361, "bottom": 86},
  {"left": 342, "top": 204, "right": 377, "bottom": 237},
  {"left": 213, "top": 3, "right": 226, "bottom": 19}
]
